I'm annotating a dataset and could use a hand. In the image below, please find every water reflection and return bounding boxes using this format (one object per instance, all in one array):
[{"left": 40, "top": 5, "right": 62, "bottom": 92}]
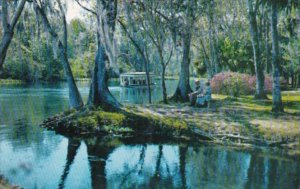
[
  {"left": 58, "top": 138, "right": 81, "bottom": 189},
  {"left": 53, "top": 137, "right": 300, "bottom": 189}
]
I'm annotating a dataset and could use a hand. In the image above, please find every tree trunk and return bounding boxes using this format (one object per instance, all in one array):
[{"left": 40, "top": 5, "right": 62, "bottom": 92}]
[
  {"left": 145, "top": 61, "right": 152, "bottom": 104},
  {"left": 270, "top": 2, "right": 284, "bottom": 113},
  {"left": 296, "top": 71, "right": 300, "bottom": 89},
  {"left": 34, "top": 1, "right": 83, "bottom": 109},
  {"left": 0, "top": 0, "right": 26, "bottom": 73},
  {"left": 208, "top": 0, "right": 218, "bottom": 75},
  {"left": 59, "top": 42, "right": 84, "bottom": 108},
  {"left": 265, "top": 17, "right": 271, "bottom": 74},
  {"left": 88, "top": 13, "right": 121, "bottom": 110},
  {"left": 0, "top": 31, "right": 13, "bottom": 73},
  {"left": 161, "top": 66, "right": 167, "bottom": 103},
  {"left": 247, "top": 0, "right": 266, "bottom": 99},
  {"left": 200, "top": 39, "right": 213, "bottom": 79},
  {"left": 143, "top": 45, "right": 152, "bottom": 104},
  {"left": 172, "top": 31, "right": 192, "bottom": 102}
]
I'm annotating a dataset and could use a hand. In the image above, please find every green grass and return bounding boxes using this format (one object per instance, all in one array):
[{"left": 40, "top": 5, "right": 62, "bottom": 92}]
[
  {"left": 209, "top": 92, "right": 300, "bottom": 141},
  {"left": 0, "top": 79, "right": 23, "bottom": 85}
]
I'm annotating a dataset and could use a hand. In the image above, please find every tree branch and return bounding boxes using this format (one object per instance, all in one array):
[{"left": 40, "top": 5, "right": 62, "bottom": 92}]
[
  {"left": 118, "top": 19, "right": 145, "bottom": 60},
  {"left": 254, "top": 0, "right": 263, "bottom": 13},
  {"left": 10, "top": 0, "right": 26, "bottom": 30},
  {"left": 57, "top": 0, "right": 68, "bottom": 50},
  {"left": 165, "top": 46, "right": 173, "bottom": 67},
  {"left": 33, "top": 0, "right": 58, "bottom": 39},
  {"left": 74, "top": 0, "right": 97, "bottom": 16}
]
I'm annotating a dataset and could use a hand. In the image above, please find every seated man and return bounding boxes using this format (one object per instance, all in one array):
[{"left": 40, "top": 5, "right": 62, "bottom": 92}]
[
  {"left": 196, "top": 81, "right": 212, "bottom": 107},
  {"left": 188, "top": 79, "right": 203, "bottom": 106}
]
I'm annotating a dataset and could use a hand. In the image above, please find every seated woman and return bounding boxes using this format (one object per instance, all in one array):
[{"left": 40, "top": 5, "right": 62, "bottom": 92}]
[
  {"left": 188, "top": 79, "right": 203, "bottom": 106},
  {"left": 196, "top": 81, "right": 212, "bottom": 107}
]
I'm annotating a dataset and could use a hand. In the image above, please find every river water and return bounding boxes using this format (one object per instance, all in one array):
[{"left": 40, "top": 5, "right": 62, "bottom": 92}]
[{"left": 0, "top": 80, "right": 299, "bottom": 189}]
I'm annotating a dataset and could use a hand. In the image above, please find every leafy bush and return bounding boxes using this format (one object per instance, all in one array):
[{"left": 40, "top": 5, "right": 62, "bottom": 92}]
[{"left": 211, "top": 72, "right": 272, "bottom": 97}]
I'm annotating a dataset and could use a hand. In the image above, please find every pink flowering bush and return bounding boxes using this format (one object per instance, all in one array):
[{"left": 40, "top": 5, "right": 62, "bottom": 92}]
[{"left": 210, "top": 72, "right": 272, "bottom": 97}]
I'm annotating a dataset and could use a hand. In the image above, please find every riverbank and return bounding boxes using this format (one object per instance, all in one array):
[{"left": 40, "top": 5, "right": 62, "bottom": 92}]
[
  {"left": 41, "top": 92, "right": 300, "bottom": 152},
  {"left": 0, "top": 79, "right": 23, "bottom": 85}
]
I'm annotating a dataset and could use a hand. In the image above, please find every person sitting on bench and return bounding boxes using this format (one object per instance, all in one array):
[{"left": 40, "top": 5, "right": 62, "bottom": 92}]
[
  {"left": 196, "top": 81, "right": 212, "bottom": 107},
  {"left": 188, "top": 79, "right": 203, "bottom": 106}
]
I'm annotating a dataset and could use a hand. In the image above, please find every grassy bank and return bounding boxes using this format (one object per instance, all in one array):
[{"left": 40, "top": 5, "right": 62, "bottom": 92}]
[
  {"left": 42, "top": 106, "right": 190, "bottom": 138},
  {"left": 0, "top": 79, "right": 23, "bottom": 85},
  {"left": 41, "top": 91, "right": 300, "bottom": 151}
]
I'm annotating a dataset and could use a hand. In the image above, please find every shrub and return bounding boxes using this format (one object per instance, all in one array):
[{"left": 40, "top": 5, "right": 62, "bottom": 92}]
[
  {"left": 77, "top": 115, "right": 98, "bottom": 129},
  {"left": 211, "top": 72, "right": 272, "bottom": 97},
  {"left": 96, "top": 111, "right": 126, "bottom": 127}
]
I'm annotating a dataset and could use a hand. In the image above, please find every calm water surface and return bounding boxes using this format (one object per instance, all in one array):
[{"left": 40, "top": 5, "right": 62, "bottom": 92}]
[{"left": 0, "top": 80, "right": 299, "bottom": 189}]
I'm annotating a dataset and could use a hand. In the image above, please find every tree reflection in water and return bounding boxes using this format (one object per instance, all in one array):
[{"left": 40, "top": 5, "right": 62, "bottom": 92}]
[
  {"left": 85, "top": 137, "right": 122, "bottom": 189},
  {"left": 57, "top": 137, "right": 300, "bottom": 189},
  {"left": 58, "top": 138, "right": 81, "bottom": 189}
]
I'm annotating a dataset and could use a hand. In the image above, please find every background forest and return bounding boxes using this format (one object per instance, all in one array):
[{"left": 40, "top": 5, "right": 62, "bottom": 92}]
[{"left": 0, "top": 0, "right": 299, "bottom": 87}]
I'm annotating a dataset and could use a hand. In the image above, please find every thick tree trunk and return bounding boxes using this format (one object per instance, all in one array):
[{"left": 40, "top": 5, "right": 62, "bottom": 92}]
[
  {"left": 34, "top": 1, "right": 83, "bottom": 109},
  {"left": 88, "top": 15, "right": 121, "bottom": 110},
  {"left": 58, "top": 42, "right": 84, "bottom": 108},
  {"left": 172, "top": 32, "right": 192, "bottom": 102},
  {"left": 88, "top": 0, "right": 121, "bottom": 110},
  {"left": 88, "top": 41, "right": 121, "bottom": 110},
  {"left": 247, "top": 0, "right": 266, "bottom": 99},
  {"left": 0, "top": 0, "right": 26, "bottom": 73},
  {"left": 270, "top": 3, "right": 284, "bottom": 113}
]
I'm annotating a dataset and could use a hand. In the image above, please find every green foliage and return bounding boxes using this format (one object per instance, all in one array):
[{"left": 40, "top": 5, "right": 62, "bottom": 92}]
[
  {"left": 1, "top": 16, "right": 94, "bottom": 82},
  {"left": 96, "top": 111, "right": 126, "bottom": 127},
  {"left": 0, "top": 79, "right": 23, "bottom": 85},
  {"left": 69, "top": 19, "right": 87, "bottom": 37},
  {"left": 219, "top": 37, "right": 254, "bottom": 74},
  {"left": 162, "top": 118, "right": 188, "bottom": 131},
  {"left": 138, "top": 112, "right": 189, "bottom": 135},
  {"left": 75, "top": 110, "right": 126, "bottom": 131},
  {"left": 77, "top": 114, "right": 98, "bottom": 129},
  {"left": 2, "top": 36, "right": 63, "bottom": 82}
]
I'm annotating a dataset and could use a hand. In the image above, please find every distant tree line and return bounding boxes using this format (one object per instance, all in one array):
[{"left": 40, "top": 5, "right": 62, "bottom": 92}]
[{"left": 0, "top": 0, "right": 299, "bottom": 112}]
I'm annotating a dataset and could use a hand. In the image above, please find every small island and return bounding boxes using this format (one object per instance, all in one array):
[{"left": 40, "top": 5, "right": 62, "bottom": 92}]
[{"left": 42, "top": 92, "right": 300, "bottom": 153}]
